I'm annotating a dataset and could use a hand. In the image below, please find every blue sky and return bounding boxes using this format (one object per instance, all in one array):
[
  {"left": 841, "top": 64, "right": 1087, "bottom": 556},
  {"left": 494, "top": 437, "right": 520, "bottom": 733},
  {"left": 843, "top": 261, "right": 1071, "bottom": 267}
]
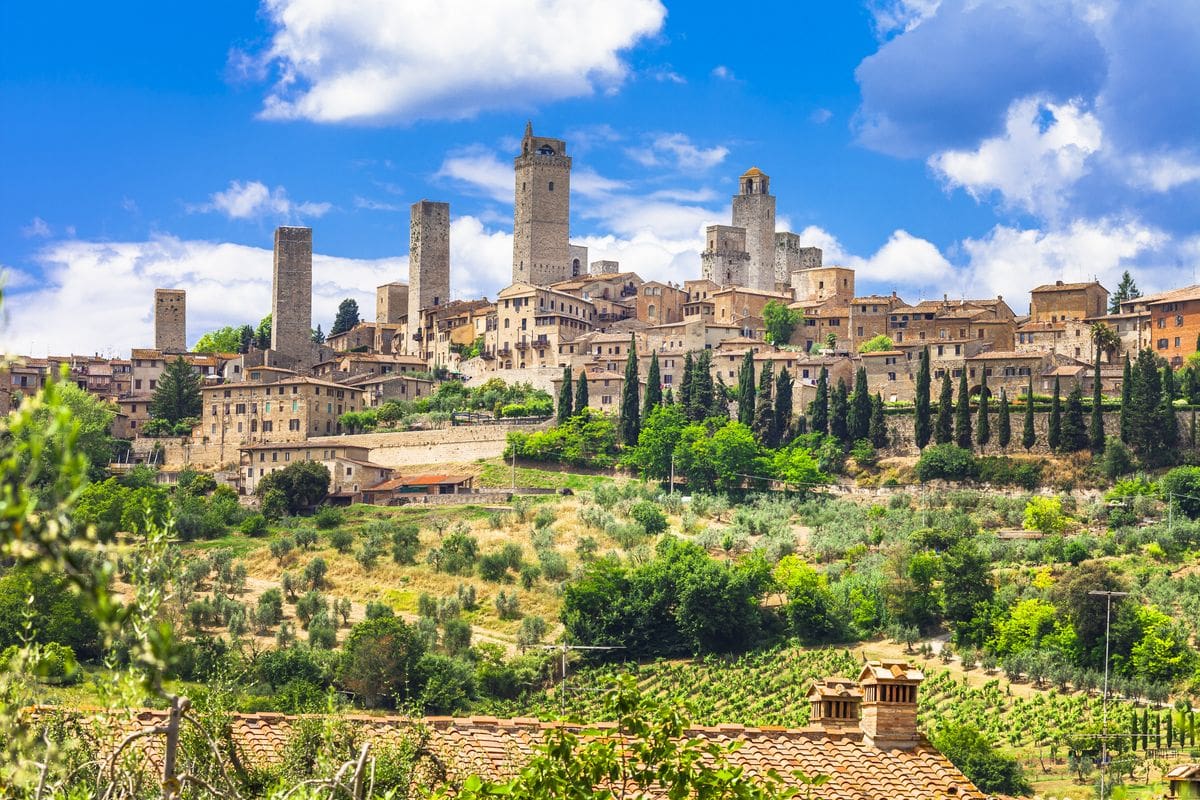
[{"left": 3, "top": 0, "right": 1199, "bottom": 355}]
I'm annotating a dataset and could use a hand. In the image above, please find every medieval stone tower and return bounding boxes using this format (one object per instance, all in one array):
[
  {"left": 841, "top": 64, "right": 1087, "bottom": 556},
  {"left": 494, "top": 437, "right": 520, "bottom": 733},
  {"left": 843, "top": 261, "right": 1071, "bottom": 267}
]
[
  {"left": 270, "top": 226, "right": 313, "bottom": 365},
  {"left": 154, "top": 288, "right": 186, "bottom": 353},
  {"left": 407, "top": 200, "right": 450, "bottom": 353},
  {"left": 701, "top": 225, "right": 751, "bottom": 287},
  {"left": 731, "top": 167, "right": 776, "bottom": 292},
  {"left": 512, "top": 122, "right": 571, "bottom": 286}
]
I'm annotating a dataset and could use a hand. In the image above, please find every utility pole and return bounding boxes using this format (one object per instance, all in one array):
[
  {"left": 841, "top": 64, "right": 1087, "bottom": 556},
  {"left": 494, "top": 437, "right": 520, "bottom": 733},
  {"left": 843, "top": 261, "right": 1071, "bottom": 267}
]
[
  {"left": 534, "top": 644, "right": 624, "bottom": 715},
  {"left": 1089, "top": 589, "right": 1129, "bottom": 800},
  {"left": 511, "top": 445, "right": 517, "bottom": 492},
  {"left": 669, "top": 450, "right": 675, "bottom": 495}
]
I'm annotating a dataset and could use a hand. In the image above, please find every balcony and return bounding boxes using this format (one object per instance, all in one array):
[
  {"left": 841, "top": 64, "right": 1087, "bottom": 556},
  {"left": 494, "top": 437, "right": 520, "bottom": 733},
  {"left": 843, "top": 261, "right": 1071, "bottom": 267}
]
[{"left": 515, "top": 339, "right": 529, "bottom": 350}]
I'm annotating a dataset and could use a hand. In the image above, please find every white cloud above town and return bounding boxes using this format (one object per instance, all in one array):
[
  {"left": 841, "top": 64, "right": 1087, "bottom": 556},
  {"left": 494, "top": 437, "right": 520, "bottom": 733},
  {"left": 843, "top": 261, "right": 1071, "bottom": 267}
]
[
  {"left": 627, "top": 133, "right": 730, "bottom": 172},
  {"left": 928, "top": 96, "right": 1103, "bottom": 220},
  {"left": 194, "top": 180, "right": 332, "bottom": 220},
  {"left": 252, "top": 0, "right": 666, "bottom": 123}
]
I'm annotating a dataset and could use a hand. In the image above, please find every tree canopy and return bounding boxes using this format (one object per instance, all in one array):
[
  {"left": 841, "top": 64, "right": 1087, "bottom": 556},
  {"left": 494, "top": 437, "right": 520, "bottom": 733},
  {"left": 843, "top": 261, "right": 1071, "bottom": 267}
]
[
  {"left": 330, "top": 298, "right": 361, "bottom": 336},
  {"left": 762, "top": 300, "right": 802, "bottom": 346}
]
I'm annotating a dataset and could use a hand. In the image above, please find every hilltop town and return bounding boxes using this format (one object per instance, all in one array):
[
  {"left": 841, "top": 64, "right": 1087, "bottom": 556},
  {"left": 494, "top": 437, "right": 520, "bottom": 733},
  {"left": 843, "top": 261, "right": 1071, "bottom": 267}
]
[{"left": 5, "top": 122, "right": 1186, "bottom": 489}]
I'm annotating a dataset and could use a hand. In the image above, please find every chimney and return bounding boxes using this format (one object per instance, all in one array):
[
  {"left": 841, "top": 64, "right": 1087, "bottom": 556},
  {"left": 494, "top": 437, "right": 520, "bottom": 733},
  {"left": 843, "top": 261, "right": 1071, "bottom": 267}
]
[
  {"left": 858, "top": 660, "right": 924, "bottom": 750},
  {"left": 807, "top": 678, "right": 862, "bottom": 733},
  {"left": 1056, "top": 280, "right": 1064, "bottom": 286}
]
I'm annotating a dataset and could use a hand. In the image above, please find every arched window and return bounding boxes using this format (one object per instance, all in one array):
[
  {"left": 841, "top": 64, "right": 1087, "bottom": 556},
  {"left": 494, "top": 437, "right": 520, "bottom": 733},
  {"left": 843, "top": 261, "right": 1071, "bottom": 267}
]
[{"left": 648, "top": 304, "right": 656, "bottom": 318}]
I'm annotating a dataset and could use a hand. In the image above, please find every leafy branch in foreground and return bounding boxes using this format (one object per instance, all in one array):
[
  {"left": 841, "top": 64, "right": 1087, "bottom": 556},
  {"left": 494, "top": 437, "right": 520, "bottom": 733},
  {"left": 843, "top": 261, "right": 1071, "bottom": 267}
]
[{"left": 441, "top": 673, "right": 827, "bottom": 800}]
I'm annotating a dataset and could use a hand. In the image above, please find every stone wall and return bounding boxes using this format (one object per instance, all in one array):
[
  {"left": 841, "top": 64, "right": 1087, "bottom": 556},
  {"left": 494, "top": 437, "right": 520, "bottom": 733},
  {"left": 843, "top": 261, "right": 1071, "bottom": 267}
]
[{"left": 879, "top": 409, "right": 1197, "bottom": 457}]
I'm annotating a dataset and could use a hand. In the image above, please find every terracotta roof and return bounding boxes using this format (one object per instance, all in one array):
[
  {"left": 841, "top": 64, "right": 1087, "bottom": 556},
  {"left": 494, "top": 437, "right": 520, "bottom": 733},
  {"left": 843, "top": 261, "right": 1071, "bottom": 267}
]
[
  {"left": 49, "top": 709, "right": 984, "bottom": 800},
  {"left": 1031, "top": 281, "right": 1105, "bottom": 293},
  {"left": 966, "top": 351, "right": 1043, "bottom": 361},
  {"left": 1044, "top": 365, "right": 1085, "bottom": 376},
  {"left": 741, "top": 166, "right": 765, "bottom": 177},
  {"left": 860, "top": 350, "right": 905, "bottom": 357},
  {"left": 1167, "top": 764, "right": 1200, "bottom": 781},
  {"left": 367, "top": 474, "right": 470, "bottom": 490},
  {"left": 1132, "top": 284, "right": 1200, "bottom": 306}
]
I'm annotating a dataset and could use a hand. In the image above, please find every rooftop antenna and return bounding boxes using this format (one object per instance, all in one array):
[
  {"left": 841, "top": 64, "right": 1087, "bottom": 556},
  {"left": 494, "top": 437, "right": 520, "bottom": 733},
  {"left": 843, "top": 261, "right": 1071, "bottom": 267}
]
[{"left": 533, "top": 643, "right": 624, "bottom": 715}]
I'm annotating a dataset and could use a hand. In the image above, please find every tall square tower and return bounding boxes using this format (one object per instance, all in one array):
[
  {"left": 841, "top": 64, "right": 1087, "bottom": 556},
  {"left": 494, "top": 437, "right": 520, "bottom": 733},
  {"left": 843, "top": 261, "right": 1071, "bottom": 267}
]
[
  {"left": 512, "top": 122, "right": 571, "bottom": 286},
  {"left": 154, "top": 288, "right": 187, "bottom": 353},
  {"left": 270, "top": 226, "right": 313, "bottom": 364},
  {"left": 377, "top": 282, "right": 409, "bottom": 324},
  {"left": 408, "top": 201, "right": 450, "bottom": 353},
  {"left": 731, "top": 167, "right": 776, "bottom": 292}
]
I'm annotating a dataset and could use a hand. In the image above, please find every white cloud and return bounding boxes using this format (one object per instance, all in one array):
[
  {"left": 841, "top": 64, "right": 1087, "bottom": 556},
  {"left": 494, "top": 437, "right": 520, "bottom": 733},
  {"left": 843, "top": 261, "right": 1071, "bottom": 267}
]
[
  {"left": 929, "top": 95, "right": 1103, "bottom": 220},
  {"left": 809, "top": 108, "right": 833, "bottom": 125},
  {"left": 21, "top": 217, "right": 51, "bottom": 238},
  {"left": 353, "top": 196, "right": 406, "bottom": 212},
  {"left": 793, "top": 226, "right": 955, "bottom": 295},
  {"left": 255, "top": 0, "right": 666, "bottom": 123},
  {"left": 711, "top": 65, "right": 736, "bottom": 81},
  {"left": 437, "top": 149, "right": 512, "bottom": 203},
  {"left": 628, "top": 133, "right": 729, "bottom": 171},
  {"left": 868, "top": 0, "right": 942, "bottom": 38},
  {"left": 196, "top": 180, "right": 332, "bottom": 220},
  {"left": 1121, "top": 150, "right": 1200, "bottom": 192}
]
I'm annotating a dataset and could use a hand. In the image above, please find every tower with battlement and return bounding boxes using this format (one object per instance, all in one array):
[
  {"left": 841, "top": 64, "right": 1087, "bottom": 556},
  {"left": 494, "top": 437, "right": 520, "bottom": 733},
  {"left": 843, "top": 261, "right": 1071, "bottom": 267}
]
[
  {"left": 270, "top": 226, "right": 313, "bottom": 364},
  {"left": 701, "top": 225, "right": 751, "bottom": 287},
  {"left": 408, "top": 201, "right": 450, "bottom": 354},
  {"left": 154, "top": 288, "right": 186, "bottom": 353},
  {"left": 731, "top": 167, "right": 776, "bottom": 292},
  {"left": 512, "top": 122, "right": 572, "bottom": 286}
]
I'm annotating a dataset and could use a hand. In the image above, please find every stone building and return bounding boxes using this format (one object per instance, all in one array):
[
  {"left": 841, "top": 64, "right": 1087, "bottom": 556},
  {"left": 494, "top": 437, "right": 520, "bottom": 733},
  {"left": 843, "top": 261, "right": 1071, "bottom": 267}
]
[
  {"left": 861, "top": 349, "right": 914, "bottom": 402},
  {"left": 792, "top": 265, "right": 855, "bottom": 305},
  {"left": 376, "top": 282, "right": 408, "bottom": 324},
  {"left": 270, "top": 226, "right": 314, "bottom": 366},
  {"left": 344, "top": 373, "right": 433, "bottom": 407},
  {"left": 489, "top": 282, "right": 594, "bottom": 370},
  {"left": 154, "top": 289, "right": 186, "bottom": 353},
  {"left": 637, "top": 281, "right": 686, "bottom": 325},
  {"left": 730, "top": 167, "right": 776, "bottom": 292},
  {"left": 198, "top": 376, "right": 365, "bottom": 462},
  {"left": 712, "top": 286, "right": 792, "bottom": 338},
  {"left": 1029, "top": 280, "right": 1108, "bottom": 322},
  {"left": 1139, "top": 285, "right": 1200, "bottom": 367},
  {"left": 850, "top": 293, "right": 906, "bottom": 349},
  {"left": 512, "top": 122, "right": 571, "bottom": 286},
  {"left": 700, "top": 225, "right": 751, "bottom": 288},
  {"left": 793, "top": 297, "right": 851, "bottom": 352},
  {"left": 1016, "top": 319, "right": 1097, "bottom": 363},
  {"left": 407, "top": 200, "right": 450, "bottom": 354},
  {"left": 568, "top": 244, "right": 588, "bottom": 278},
  {"left": 888, "top": 296, "right": 1016, "bottom": 352},
  {"left": 239, "top": 442, "right": 391, "bottom": 500},
  {"left": 327, "top": 322, "right": 381, "bottom": 353},
  {"left": 590, "top": 259, "right": 619, "bottom": 275}
]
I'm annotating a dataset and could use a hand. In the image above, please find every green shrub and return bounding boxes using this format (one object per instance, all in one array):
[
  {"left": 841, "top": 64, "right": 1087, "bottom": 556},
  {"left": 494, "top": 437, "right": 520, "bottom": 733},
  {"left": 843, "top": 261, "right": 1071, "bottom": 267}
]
[
  {"left": 240, "top": 512, "right": 269, "bottom": 537},
  {"left": 478, "top": 552, "right": 514, "bottom": 583},
  {"left": 390, "top": 523, "right": 421, "bottom": 564},
  {"left": 916, "top": 444, "right": 978, "bottom": 482},
  {"left": 629, "top": 501, "right": 668, "bottom": 535},
  {"left": 329, "top": 528, "right": 354, "bottom": 553},
  {"left": 313, "top": 505, "right": 344, "bottom": 529},
  {"left": 976, "top": 457, "right": 1042, "bottom": 489}
]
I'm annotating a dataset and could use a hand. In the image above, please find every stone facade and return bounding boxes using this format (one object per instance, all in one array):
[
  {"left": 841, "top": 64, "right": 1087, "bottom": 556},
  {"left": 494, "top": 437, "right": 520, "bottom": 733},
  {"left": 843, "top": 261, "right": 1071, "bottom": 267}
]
[
  {"left": 701, "top": 225, "right": 751, "bottom": 287},
  {"left": 408, "top": 200, "right": 450, "bottom": 355},
  {"left": 376, "top": 282, "right": 408, "bottom": 324},
  {"left": 568, "top": 244, "right": 588, "bottom": 278},
  {"left": 793, "top": 266, "right": 855, "bottom": 304},
  {"left": 154, "top": 289, "right": 186, "bottom": 353},
  {"left": 512, "top": 123, "right": 571, "bottom": 286},
  {"left": 1029, "top": 280, "right": 1108, "bottom": 322},
  {"left": 637, "top": 281, "right": 686, "bottom": 325},
  {"left": 730, "top": 167, "right": 776, "bottom": 292},
  {"left": 270, "top": 226, "right": 313, "bottom": 365},
  {"left": 239, "top": 442, "right": 391, "bottom": 498},
  {"left": 590, "top": 259, "right": 619, "bottom": 275},
  {"left": 489, "top": 282, "right": 594, "bottom": 370}
]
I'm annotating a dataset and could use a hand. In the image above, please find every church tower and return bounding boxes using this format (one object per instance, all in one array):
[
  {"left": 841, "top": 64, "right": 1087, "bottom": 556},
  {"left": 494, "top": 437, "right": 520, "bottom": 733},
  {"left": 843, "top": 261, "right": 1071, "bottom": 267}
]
[
  {"left": 512, "top": 122, "right": 571, "bottom": 286},
  {"left": 731, "top": 167, "right": 776, "bottom": 292}
]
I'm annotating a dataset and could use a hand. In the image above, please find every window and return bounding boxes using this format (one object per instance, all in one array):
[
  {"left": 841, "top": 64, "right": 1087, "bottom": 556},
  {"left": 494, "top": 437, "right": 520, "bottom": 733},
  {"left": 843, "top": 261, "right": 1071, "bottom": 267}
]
[
  {"left": 601, "top": 395, "right": 612, "bottom": 405},
  {"left": 235, "top": 403, "right": 246, "bottom": 414},
  {"left": 149, "top": 380, "right": 156, "bottom": 390},
  {"left": 1176, "top": 337, "right": 1182, "bottom": 347},
  {"left": 548, "top": 181, "right": 554, "bottom": 191},
  {"left": 1177, "top": 315, "right": 1185, "bottom": 327},
  {"left": 887, "top": 372, "right": 896, "bottom": 381},
  {"left": 1158, "top": 338, "right": 1169, "bottom": 349},
  {"left": 1158, "top": 318, "right": 1167, "bottom": 329},
  {"left": 135, "top": 379, "right": 142, "bottom": 390}
]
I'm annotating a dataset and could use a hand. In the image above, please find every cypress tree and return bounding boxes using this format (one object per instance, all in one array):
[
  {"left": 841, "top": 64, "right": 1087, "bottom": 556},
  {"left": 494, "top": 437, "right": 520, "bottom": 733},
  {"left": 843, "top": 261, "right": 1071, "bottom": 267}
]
[
  {"left": 1089, "top": 353, "right": 1105, "bottom": 451},
  {"left": 830, "top": 378, "right": 849, "bottom": 443},
  {"left": 870, "top": 392, "right": 887, "bottom": 449},
  {"left": 848, "top": 366, "right": 871, "bottom": 442},
  {"left": 1023, "top": 376, "right": 1036, "bottom": 451},
  {"left": 619, "top": 336, "right": 640, "bottom": 445},
  {"left": 774, "top": 367, "right": 794, "bottom": 445},
  {"left": 936, "top": 372, "right": 954, "bottom": 445},
  {"left": 1120, "top": 354, "right": 1132, "bottom": 443},
  {"left": 663, "top": 387, "right": 674, "bottom": 406},
  {"left": 680, "top": 352, "right": 695, "bottom": 413},
  {"left": 1132, "top": 711, "right": 1139, "bottom": 751},
  {"left": 914, "top": 346, "right": 932, "bottom": 449},
  {"left": 811, "top": 367, "right": 829, "bottom": 434},
  {"left": 1062, "top": 383, "right": 1087, "bottom": 451},
  {"left": 736, "top": 350, "right": 756, "bottom": 426},
  {"left": 150, "top": 356, "right": 202, "bottom": 425},
  {"left": 644, "top": 351, "right": 662, "bottom": 411},
  {"left": 997, "top": 389, "right": 1011, "bottom": 450},
  {"left": 1048, "top": 376, "right": 1062, "bottom": 451},
  {"left": 690, "top": 350, "right": 715, "bottom": 421},
  {"left": 753, "top": 361, "right": 776, "bottom": 445},
  {"left": 1163, "top": 365, "right": 1178, "bottom": 402},
  {"left": 238, "top": 324, "right": 254, "bottom": 354},
  {"left": 556, "top": 365, "right": 573, "bottom": 424},
  {"left": 1192, "top": 406, "right": 1197, "bottom": 447},
  {"left": 574, "top": 368, "right": 589, "bottom": 413},
  {"left": 976, "top": 371, "right": 990, "bottom": 449},
  {"left": 954, "top": 370, "right": 972, "bottom": 449},
  {"left": 713, "top": 374, "right": 731, "bottom": 420},
  {"left": 1142, "top": 707, "right": 1149, "bottom": 750}
]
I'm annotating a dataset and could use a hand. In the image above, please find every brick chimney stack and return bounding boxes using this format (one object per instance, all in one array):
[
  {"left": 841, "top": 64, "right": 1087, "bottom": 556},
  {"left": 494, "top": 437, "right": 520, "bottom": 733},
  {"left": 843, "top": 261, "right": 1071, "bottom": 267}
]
[
  {"left": 806, "top": 678, "right": 862, "bottom": 733},
  {"left": 857, "top": 660, "right": 924, "bottom": 750}
]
